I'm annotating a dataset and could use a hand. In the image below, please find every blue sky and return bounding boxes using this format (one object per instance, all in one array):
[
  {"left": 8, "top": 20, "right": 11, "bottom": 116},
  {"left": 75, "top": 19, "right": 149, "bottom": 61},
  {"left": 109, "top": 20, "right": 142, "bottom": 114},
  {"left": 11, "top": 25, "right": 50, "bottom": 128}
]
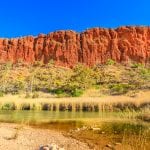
[{"left": 0, "top": 0, "right": 150, "bottom": 37}]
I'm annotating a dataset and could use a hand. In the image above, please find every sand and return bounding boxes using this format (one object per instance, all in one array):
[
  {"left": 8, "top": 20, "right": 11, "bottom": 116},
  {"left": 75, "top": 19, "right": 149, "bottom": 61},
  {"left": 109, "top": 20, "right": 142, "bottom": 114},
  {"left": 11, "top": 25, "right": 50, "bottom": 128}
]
[{"left": 0, "top": 123, "right": 90, "bottom": 150}]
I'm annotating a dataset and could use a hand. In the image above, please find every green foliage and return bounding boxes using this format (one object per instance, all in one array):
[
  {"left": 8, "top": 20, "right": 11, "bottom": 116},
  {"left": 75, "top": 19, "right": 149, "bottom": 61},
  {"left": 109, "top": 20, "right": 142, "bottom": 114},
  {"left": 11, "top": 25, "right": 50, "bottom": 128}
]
[
  {"left": 139, "top": 67, "right": 150, "bottom": 80},
  {"left": 2, "top": 102, "right": 15, "bottom": 110},
  {"left": 5, "top": 61, "right": 13, "bottom": 70},
  {"left": 70, "top": 88, "right": 83, "bottom": 97},
  {"left": 106, "top": 59, "right": 115, "bottom": 65},
  {"left": 0, "top": 61, "right": 149, "bottom": 97},
  {"left": 50, "top": 89, "right": 68, "bottom": 97},
  {"left": 101, "top": 122, "right": 146, "bottom": 134},
  {"left": 68, "top": 64, "right": 95, "bottom": 89},
  {"left": 48, "top": 59, "right": 54, "bottom": 66},
  {"left": 0, "top": 91, "right": 4, "bottom": 97},
  {"left": 131, "top": 63, "right": 143, "bottom": 68},
  {"left": 51, "top": 89, "right": 64, "bottom": 95},
  {"left": 50, "top": 88, "right": 83, "bottom": 97},
  {"left": 109, "top": 84, "right": 133, "bottom": 95}
]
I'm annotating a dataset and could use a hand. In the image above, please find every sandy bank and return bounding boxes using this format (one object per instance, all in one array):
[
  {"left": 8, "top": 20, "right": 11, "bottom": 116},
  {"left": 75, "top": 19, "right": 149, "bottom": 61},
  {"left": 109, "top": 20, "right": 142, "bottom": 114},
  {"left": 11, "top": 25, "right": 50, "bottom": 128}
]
[{"left": 0, "top": 123, "right": 89, "bottom": 150}]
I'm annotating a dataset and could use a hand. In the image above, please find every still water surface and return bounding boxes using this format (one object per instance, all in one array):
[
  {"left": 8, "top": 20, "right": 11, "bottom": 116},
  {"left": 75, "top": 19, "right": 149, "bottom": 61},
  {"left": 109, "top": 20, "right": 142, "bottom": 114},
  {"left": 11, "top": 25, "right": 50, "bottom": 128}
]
[{"left": 0, "top": 110, "right": 139, "bottom": 123}]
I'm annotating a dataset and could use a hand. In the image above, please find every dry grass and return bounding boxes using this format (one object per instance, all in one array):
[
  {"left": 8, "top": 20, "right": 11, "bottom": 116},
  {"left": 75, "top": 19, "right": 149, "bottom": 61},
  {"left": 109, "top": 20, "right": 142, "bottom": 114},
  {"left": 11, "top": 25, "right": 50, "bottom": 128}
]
[
  {"left": 0, "top": 90, "right": 149, "bottom": 111},
  {"left": 0, "top": 90, "right": 150, "bottom": 103},
  {"left": 65, "top": 120, "right": 150, "bottom": 150}
]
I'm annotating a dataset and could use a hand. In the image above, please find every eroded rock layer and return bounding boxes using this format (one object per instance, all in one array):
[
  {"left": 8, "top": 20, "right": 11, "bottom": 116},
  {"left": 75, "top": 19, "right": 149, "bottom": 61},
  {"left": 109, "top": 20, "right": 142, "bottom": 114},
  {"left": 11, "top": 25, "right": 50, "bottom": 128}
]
[{"left": 0, "top": 26, "right": 150, "bottom": 67}]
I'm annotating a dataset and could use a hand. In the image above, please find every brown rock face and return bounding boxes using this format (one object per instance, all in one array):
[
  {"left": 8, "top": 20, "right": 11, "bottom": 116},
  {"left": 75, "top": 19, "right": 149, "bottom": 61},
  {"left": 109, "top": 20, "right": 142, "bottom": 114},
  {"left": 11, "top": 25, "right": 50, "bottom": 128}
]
[{"left": 0, "top": 26, "right": 150, "bottom": 67}]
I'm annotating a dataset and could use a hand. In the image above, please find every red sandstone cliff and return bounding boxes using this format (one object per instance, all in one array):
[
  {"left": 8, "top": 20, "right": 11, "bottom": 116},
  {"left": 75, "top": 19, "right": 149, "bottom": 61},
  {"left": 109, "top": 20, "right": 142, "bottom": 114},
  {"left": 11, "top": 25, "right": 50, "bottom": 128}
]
[{"left": 0, "top": 26, "right": 150, "bottom": 67}]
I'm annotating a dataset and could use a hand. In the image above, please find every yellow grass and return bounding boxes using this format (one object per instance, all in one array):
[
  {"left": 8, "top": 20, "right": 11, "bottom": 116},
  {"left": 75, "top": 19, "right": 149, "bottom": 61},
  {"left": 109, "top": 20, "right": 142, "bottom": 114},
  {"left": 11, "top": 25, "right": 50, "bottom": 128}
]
[
  {"left": 0, "top": 90, "right": 149, "bottom": 111},
  {"left": 0, "top": 90, "right": 149, "bottom": 104}
]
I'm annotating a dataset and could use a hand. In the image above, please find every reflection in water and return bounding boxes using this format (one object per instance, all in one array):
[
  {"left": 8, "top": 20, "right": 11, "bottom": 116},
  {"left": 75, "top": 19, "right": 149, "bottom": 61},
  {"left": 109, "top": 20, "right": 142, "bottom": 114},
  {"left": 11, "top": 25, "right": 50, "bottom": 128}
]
[
  {"left": 0, "top": 111, "right": 112, "bottom": 123},
  {"left": 0, "top": 110, "right": 144, "bottom": 123}
]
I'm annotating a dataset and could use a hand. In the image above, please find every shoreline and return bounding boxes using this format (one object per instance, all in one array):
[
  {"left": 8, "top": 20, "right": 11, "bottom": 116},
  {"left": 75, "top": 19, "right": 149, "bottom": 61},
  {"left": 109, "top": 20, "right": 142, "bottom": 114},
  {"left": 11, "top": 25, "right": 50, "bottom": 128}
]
[
  {"left": 0, "top": 122, "right": 90, "bottom": 150},
  {"left": 0, "top": 118, "right": 150, "bottom": 150}
]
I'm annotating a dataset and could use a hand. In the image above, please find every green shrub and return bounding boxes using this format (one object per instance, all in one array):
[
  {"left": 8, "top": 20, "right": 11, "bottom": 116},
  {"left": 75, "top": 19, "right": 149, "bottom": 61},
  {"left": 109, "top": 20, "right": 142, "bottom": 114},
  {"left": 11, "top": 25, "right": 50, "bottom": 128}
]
[
  {"left": 51, "top": 89, "right": 64, "bottom": 95},
  {"left": 2, "top": 102, "right": 16, "bottom": 110},
  {"left": 106, "top": 59, "right": 115, "bottom": 65},
  {"left": 54, "top": 89, "right": 65, "bottom": 95},
  {"left": 109, "top": 84, "right": 132, "bottom": 95},
  {"left": 48, "top": 59, "right": 54, "bottom": 66},
  {"left": 139, "top": 68, "right": 150, "bottom": 80},
  {"left": 70, "top": 89, "right": 83, "bottom": 97},
  {"left": 131, "top": 63, "right": 143, "bottom": 68},
  {"left": 51, "top": 89, "right": 68, "bottom": 97},
  {"left": 0, "top": 62, "right": 149, "bottom": 97},
  {"left": 63, "top": 64, "right": 95, "bottom": 91},
  {"left": 50, "top": 88, "right": 83, "bottom": 97},
  {"left": 0, "top": 91, "right": 4, "bottom": 97}
]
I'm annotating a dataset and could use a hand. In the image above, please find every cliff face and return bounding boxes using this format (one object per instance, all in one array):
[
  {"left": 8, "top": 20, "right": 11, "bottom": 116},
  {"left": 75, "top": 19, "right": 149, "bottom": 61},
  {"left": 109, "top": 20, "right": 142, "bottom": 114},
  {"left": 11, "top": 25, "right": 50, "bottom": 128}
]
[{"left": 0, "top": 26, "right": 150, "bottom": 67}]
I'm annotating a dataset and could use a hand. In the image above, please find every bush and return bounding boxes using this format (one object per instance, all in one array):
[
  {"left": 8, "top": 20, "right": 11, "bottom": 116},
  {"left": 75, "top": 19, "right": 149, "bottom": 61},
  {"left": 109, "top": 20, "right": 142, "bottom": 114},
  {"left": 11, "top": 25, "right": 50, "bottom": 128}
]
[
  {"left": 2, "top": 102, "right": 16, "bottom": 110},
  {"left": 51, "top": 89, "right": 68, "bottom": 97},
  {"left": 131, "top": 63, "right": 143, "bottom": 68},
  {"left": 51, "top": 89, "right": 64, "bottom": 95},
  {"left": 0, "top": 62, "right": 149, "bottom": 97},
  {"left": 106, "top": 59, "right": 115, "bottom": 65},
  {"left": 0, "top": 91, "right": 4, "bottom": 97},
  {"left": 109, "top": 84, "right": 132, "bottom": 95},
  {"left": 53, "top": 89, "right": 65, "bottom": 95},
  {"left": 50, "top": 88, "right": 84, "bottom": 97},
  {"left": 70, "top": 89, "right": 83, "bottom": 97},
  {"left": 48, "top": 59, "right": 54, "bottom": 66}
]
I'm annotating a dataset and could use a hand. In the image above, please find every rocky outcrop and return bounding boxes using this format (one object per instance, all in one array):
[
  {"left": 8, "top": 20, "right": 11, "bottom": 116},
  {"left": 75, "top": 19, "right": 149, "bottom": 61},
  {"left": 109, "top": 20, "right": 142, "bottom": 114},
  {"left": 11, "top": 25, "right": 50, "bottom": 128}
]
[{"left": 0, "top": 26, "right": 150, "bottom": 67}]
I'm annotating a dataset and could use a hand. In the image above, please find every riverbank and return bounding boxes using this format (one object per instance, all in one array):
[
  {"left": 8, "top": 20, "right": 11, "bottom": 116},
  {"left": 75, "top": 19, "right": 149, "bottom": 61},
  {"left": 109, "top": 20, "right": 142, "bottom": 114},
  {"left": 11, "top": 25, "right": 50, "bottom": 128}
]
[
  {"left": 0, "top": 90, "right": 149, "bottom": 149},
  {"left": 0, "top": 90, "right": 149, "bottom": 112},
  {"left": 0, "top": 120, "right": 150, "bottom": 150},
  {"left": 0, "top": 123, "right": 89, "bottom": 150}
]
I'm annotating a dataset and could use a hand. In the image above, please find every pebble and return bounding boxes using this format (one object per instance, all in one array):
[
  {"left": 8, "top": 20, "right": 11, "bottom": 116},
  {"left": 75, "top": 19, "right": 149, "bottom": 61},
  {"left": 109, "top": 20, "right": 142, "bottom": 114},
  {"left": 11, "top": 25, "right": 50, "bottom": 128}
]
[
  {"left": 92, "top": 127, "right": 101, "bottom": 131},
  {"left": 39, "top": 143, "right": 64, "bottom": 150},
  {"left": 115, "top": 142, "right": 122, "bottom": 145},
  {"left": 105, "top": 144, "right": 115, "bottom": 150}
]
